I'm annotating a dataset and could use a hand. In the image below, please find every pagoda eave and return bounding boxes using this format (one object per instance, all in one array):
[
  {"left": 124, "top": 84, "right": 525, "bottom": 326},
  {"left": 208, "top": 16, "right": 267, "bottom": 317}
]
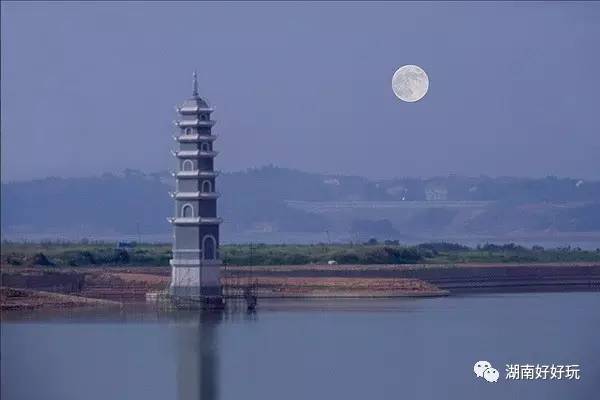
[
  {"left": 173, "top": 134, "right": 217, "bottom": 143},
  {"left": 170, "top": 259, "right": 223, "bottom": 266},
  {"left": 173, "top": 170, "right": 220, "bottom": 179},
  {"left": 168, "top": 217, "right": 223, "bottom": 225},
  {"left": 171, "top": 150, "right": 219, "bottom": 158},
  {"left": 171, "top": 191, "right": 220, "bottom": 200},
  {"left": 176, "top": 106, "right": 214, "bottom": 114},
  {"left": 174, "top": 119, "right": 216, "bottom": 128}
]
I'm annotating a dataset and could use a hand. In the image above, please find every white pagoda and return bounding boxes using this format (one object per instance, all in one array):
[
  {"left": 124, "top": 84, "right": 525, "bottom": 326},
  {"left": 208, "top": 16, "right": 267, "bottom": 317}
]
[{"left": 168, "top": 72, "right": 222, "bottom": 304}]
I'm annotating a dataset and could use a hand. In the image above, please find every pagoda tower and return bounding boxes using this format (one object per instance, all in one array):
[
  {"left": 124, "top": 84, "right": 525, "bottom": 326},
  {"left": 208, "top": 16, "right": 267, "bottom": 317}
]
[{"left": 169, "top": 72, "right": 222, "bottom": 301}]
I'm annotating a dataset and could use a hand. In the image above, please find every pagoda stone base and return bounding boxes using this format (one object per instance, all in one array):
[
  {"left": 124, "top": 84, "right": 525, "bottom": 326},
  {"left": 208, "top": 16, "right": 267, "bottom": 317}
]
[
  {"left": 170, "top": 264, "right": 221, "bottom": 298},
  {"left": 147, "top": 290, "right": 225, "bottom": 310}
]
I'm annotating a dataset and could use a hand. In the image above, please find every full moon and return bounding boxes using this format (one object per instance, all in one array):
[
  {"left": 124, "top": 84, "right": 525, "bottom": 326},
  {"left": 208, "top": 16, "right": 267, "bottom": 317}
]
[{"left": 392, "top": 65, "right": 429, "bottom": 102}]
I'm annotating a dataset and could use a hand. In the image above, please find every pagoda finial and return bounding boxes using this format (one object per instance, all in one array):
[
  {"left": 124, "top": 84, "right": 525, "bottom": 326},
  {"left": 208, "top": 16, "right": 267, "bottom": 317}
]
[{"left": 192, "top": 71, "right": 199, "bottom": 97}]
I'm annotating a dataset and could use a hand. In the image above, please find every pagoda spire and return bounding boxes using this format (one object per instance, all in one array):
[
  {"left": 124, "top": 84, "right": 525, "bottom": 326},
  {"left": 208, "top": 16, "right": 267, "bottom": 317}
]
[{"left": 192, "top": 71, "right": 199, "bottom": 97}]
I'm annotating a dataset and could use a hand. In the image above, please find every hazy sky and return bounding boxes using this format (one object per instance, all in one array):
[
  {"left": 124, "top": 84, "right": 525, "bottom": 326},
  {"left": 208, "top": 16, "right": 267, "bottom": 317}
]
[{"left": 2, "top": 1, "right": 599, "bottom": 182}]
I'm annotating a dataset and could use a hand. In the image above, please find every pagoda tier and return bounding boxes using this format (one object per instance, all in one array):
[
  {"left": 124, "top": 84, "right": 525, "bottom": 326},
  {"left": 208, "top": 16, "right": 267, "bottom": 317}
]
[
  {"left": 173, "top": 134, "right": 218, "bottom": 142},
  {"left": 171, "top": 149, "right": 219, "bottom": 158},
  {"left": 176, "top": 105, "right": 214, "bottom": 114},
  {"left": 170, "top": 191, "right": 220, "bottom": 200},
  {"left": 172, "top": 170, "right": 220, "bottom": 179},
  {"left": 174, "top": 119, "right": 215, "bottom": 128},
  {"left": 167, "top": 217, "right": 223, "bottom": 225}
]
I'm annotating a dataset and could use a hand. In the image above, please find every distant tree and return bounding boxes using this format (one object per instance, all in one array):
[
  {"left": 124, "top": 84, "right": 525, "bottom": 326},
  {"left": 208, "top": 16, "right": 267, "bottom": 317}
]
[
  {"left": 30, "top": 253, "right": 53, "bottom": 266},
  {"left": 418, "top": 242, "right": 470, "bottom": 252}
]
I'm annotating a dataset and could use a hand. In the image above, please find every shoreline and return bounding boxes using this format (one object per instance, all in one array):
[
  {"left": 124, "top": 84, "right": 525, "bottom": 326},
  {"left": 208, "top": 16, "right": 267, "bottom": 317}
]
[
  {"left": 225, "top": 262, "right": 600, "bottom": 293},
  {"left": 1, "top": 262, "right": 599, "bottom": 311},
  {"left": 1, "top": 287, "right": 121, "bottom": 311}
]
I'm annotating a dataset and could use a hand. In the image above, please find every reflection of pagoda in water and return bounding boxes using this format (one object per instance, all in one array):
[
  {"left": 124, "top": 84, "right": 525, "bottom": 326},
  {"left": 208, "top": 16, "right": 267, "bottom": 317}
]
[
  {"left": 168, "top": 72, "right": 223, "bottom": 303},
  {"left": 174, "top": 313, "right": 221, "bottom": 400}
]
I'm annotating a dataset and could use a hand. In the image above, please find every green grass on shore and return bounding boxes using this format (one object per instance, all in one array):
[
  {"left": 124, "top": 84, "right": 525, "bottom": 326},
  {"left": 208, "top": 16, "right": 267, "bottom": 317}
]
[{"left": 2, "top": 241, "right": 599, "bottom": 268}]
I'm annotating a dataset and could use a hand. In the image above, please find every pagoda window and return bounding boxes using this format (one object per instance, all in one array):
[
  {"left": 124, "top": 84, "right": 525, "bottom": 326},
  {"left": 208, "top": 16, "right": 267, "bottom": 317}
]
[
  {"left": 202, "top": 180, "right": 212, "bottom": 193},
  {"left": 202, "top": 235, "right": 216, "bottom": 260},
  {"left": 181, "top": 203, "right": 194, "bottom": 218},
  {"left": 182, "top": 159, "right": 194, "bottom": 171},
  {"left": 201, "top": 114, "right": 207, "bottom": 121},
  {"left": 201, "top": 142, "right": 210, "bottom": 152},
  {"left": 185, "top": 128, "right": 192, "bottom": 135}
]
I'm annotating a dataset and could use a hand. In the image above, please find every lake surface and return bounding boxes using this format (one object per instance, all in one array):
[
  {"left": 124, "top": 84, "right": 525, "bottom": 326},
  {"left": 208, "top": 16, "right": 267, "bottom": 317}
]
[{"left": 2, "top": 293, "right": 599, "bottom": 400}]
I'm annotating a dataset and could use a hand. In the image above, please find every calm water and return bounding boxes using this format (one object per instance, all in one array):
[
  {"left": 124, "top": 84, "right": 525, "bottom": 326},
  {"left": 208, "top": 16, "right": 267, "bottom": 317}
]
[{"left": 2, "top": 293, "right": 599, "bottom": 400}]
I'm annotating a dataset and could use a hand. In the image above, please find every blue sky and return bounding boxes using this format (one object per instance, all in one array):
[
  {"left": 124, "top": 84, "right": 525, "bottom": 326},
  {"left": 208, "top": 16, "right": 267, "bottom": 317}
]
[{"left": 2, "top": 1, "right": 599, "bottom": 181}]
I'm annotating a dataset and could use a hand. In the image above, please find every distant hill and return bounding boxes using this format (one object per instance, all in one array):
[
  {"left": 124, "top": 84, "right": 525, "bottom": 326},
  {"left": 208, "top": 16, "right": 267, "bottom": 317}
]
[{"left": 2, "top": 166, "right": 600, "bottom": 245}]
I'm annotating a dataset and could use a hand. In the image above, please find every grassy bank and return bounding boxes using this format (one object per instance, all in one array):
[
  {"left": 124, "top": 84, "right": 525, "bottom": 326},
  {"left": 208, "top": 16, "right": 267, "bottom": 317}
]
[{"left": 2, "top": 241, "right": 600, "bottom": 268}]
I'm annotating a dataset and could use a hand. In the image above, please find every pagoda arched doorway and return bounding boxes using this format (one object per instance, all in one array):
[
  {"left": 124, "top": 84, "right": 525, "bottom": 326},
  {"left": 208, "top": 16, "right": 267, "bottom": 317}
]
[{"left": 203, "top": 235, "right": 216, "bottom": 260}]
